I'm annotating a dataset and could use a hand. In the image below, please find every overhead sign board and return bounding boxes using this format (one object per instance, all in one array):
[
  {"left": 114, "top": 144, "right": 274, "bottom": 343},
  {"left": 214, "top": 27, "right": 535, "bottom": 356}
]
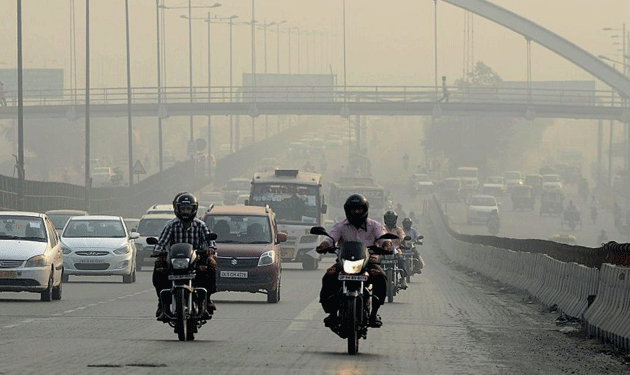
[{"left": 0, "top": 69, "right": 64, "bottom": 98}]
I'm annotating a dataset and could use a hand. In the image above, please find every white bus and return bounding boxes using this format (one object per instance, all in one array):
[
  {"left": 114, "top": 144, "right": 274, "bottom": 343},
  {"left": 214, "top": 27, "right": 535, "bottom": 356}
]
[{"left": 247, "top": 169, "right": 327, "bottom": 270}]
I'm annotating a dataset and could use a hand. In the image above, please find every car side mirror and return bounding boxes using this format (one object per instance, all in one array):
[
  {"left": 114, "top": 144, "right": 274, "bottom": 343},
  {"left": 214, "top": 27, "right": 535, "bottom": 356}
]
[
  {"left": 276, "top": 232, "right": 288, "bottom": 243},
  {"left": 130, "top": 232, "right": 140, "bottom": 240}
]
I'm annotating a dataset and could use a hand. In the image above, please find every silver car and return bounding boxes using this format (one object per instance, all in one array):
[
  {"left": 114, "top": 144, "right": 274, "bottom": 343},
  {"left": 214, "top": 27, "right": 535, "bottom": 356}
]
[
  {"left": 61, "top": 215, "right": 139, "bottom": 283},
  {"left": 0, "top": 211, "right": 63, "bottom": 301}
]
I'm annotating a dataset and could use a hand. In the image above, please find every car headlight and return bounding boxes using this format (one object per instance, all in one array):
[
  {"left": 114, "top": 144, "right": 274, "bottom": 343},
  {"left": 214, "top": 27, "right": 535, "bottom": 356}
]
[
  {"left": 171, "top": 258, "right": 190, "bottom": 270},
  {"left": 61, "top": 246, "right": 72, "bottom": 255},
  {"left": 25, "top": 254, "right": 48, "bottom": 268},
  {"left": 342, "top": 259, "right": 363, "bottom": 274},
  {"left": 258, "top": 250, "right": 275, "bottom": 267},
  {"left": 113, "top": 245, "right": 131, "bottom": 255}
]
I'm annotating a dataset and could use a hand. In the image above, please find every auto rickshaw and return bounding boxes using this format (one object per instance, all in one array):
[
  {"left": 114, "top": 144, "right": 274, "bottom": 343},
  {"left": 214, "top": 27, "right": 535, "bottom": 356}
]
[
  {"left": 511, "top": 184, "right": 535, "bottom": 211},
  {"left": 540, "top": 189, "right": 564, "bottom": 216}
]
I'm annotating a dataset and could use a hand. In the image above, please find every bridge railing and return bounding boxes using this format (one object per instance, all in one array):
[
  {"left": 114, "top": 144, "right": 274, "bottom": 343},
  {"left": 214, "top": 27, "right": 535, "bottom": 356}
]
[{"left": 0, "top": 85, "right": 624, "bottom": 107}]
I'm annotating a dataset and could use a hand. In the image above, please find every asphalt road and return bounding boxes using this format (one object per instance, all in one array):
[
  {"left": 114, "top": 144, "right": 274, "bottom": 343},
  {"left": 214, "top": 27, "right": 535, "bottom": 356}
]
[{"left": 1, "top": 227, "right": 627, "bottom": 374}]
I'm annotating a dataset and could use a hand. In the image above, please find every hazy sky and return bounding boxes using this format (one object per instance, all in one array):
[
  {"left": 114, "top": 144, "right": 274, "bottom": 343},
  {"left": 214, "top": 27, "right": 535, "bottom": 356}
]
[{"left": 0, "top": 0, "right": 627, "bottom": 90}]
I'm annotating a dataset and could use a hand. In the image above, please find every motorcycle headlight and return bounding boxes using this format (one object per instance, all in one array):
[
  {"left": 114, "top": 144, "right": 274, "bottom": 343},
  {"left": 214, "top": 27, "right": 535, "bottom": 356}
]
[
  {"left": 113, "top": 245, "right": 131, "bottom": 255},
  {"left": 171, "top": 258, "right": 190, "bottom": 270},
  {"left": 258, "top": 250, "right": 275, "bottom": 266},
  {"left": 342, "top": 259, "right": 364, "bottom": 274},
  {"left": 25, "top": 254, "right": 48, "bottom": 268}
]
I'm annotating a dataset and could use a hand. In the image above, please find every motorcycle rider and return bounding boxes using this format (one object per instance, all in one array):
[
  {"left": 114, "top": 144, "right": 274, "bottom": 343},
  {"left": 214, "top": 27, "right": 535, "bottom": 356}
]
[
  {"left": 316, "top": 194, "right": 392, "bottom": 328},
  {"left": 383, "top": 210, "right": 409, "bottom": 289},
  {"left": 402, "top": 217, "right": 424, "bottom": 273},
  {"left": 152, "top": 192, "right": 217, "bottom": 320},
  {"left": 487, "top": 209, "right": 500, "bottom": 234}
]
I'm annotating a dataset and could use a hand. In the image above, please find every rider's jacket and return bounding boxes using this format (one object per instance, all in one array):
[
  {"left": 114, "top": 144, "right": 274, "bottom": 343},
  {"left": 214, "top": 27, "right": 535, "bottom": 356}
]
[
  {"left": 323, "top": 218, "right": 390, "bottom": 252},
  {"left": 154, "top": 217, "right": 214, "bottom": 255},
  {"left": 404, "top": 228, "right": 419, "bottom": 242}
]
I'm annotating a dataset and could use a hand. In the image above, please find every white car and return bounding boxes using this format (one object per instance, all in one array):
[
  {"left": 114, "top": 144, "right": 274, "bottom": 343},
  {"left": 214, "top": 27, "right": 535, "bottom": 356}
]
[
  {"left": 466, "top": 194, "right": 500, "bottom": 224},
  {"left": 60, "top": 215, "right": 139, "bottom": 283},
  {"left": 0, "top": 211, "right": 63, "bottom": 301},
  {"left": 134, "top": 213, "right": 176, "bottom": 270},
  {"left": 45, "top": 209, "right": 89, "bottom": 235},
  {"left": 146, "top": 204, "right": 174, "bottom": 215},
  {"left": 199, "top": 191, "right": 225, "bottom": 207},
  {"left": 542, "top": 174, "right": 563, "bottom": 191},
  {"left": 483, "top": 176, "right": 506, "bottom": 196},
  {"left": 413, "top": 173, "right": 435, "bottom": 195}
]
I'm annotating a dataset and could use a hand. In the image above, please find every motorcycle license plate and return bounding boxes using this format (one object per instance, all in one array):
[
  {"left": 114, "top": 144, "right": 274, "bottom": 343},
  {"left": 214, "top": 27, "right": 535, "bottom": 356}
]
[
  {"left": 220, "top": 271, "right": 248, "bottom": 278},
  {"left": 380, "top": 259, "right": 396, "bottom": 265},
  {"left": 338, "top": 274, "right": 368, "bottom": 281},
  {"left": 168, "top": 274, "right": 194, "bottom": 280}
]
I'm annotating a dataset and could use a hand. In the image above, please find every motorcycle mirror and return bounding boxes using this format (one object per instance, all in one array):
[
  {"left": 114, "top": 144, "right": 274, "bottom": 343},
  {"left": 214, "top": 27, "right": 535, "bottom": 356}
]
[
  {"left": 208, "top": 232, "right": 218, "bottom": 241},
  {"left": 146, "top": 237, "right": 158, "bottom": 245},
  {"left": 404, "top": 235, "right": 411, "bottom": 241},
  {"left": 309, "top": 226, "right": 328, "bottom": 236},
  {"left": 377, "top": 233, "right": 399, "bottom": 241},
  {"left": 418, "top": 235, "right": 424, "bottom": 240}
]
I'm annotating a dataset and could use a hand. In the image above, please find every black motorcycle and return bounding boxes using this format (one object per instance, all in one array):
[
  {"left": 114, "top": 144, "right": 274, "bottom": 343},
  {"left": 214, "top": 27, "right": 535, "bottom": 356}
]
[
  {"left": 401, "top": 235, "right": 424, "bottom": 282},
  {"left": 310, "top": 226, "right": 398, "bottom": 355},
  {"left": 147, "top": 235, "right": 217, "bottom": 341}
]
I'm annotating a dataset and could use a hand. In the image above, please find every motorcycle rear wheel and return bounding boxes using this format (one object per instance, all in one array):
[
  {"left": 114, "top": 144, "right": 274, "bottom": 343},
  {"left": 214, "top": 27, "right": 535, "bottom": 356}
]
[{"left": 386, "top": 269, "right": 394, "bottom": 303}]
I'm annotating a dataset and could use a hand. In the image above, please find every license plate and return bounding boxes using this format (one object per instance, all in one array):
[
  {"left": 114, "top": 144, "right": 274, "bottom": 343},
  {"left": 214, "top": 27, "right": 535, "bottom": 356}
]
[
  {"left": 338, "top": 274, "right": 368, "bottom": 281},
  {"left": 168, "top": 274, "right": 194, "bottom": 280},
  {"left": 380, "top": 259, "right": 397, "bottom": 265},
  {"left": 220, "top": 271, "right": 248, "bottom": 278},
  {"left": 0, "top": 270, "right": 17, "bottom": 278}
]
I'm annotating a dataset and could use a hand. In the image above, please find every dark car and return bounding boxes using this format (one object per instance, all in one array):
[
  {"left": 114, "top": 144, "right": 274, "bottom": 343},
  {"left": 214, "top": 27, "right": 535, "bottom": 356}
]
[{"left": 203, "top": 205, "right": 287, "bottom": 303}]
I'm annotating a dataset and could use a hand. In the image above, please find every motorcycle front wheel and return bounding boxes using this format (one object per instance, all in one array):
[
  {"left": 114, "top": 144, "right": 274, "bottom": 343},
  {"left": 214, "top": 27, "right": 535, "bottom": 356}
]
[
  {"left": 343, "top": 297, "right": 359, "bottom": 355},
  {"left": 175, "top": 288, "right": 194, "bottom": 341}
]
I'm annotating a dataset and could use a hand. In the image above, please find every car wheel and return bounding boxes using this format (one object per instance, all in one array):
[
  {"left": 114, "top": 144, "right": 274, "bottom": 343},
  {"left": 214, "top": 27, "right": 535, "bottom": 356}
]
[
  {"left": 41, "top": 270, "right": 53, "bottom": 302},
  {"left": 123, "top": 264, "right": 136, "bottom": 284},
  {"left": 267, "top": 276, "right": 280, "bottom": 303},
  {"left": 52, "top": 276, "right": 62, "bottom": 300}
]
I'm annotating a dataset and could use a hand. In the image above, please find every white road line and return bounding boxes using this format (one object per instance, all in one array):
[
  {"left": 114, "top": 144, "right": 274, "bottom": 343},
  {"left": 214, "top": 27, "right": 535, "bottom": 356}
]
[{"left": 283, "top": 296, "right": 322, "bottom": 334}]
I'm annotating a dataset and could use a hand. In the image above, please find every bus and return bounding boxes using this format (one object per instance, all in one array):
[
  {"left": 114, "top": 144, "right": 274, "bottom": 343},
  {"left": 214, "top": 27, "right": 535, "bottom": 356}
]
[
  {"left": 247, "top": 169, "right": 327, "bottom": 270},
  {"left": 328, "top": 177, "right": 387, "bottom": 222}
]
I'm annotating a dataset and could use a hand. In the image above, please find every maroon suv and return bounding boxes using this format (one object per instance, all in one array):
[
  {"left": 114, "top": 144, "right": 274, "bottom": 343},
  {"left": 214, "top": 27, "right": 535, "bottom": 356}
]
[{"left": 203, "top": 205, "right": 287, "bottom": 303}]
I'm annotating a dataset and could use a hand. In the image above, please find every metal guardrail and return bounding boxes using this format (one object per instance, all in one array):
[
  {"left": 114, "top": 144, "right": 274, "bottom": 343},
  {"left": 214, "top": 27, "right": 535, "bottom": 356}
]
[{"left": 0, "top": 85, "right": 625, "bottom": 107}]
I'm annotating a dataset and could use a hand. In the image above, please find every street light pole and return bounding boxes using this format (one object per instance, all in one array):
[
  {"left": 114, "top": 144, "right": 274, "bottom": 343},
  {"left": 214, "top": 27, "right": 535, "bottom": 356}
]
[
  {"left": 16, "top": 0, "right": 25, "bottom": 209},
  {"left": 206, "top": 11, "right": 213, "bottom": 178},
  {"left": 125, "top": 0, "right": 134, "bottom": 192},
  {"left": 288, "top": 26, "right": 292, "bottom": 74},
  {"left": 156, "top": 0, "right": 163, "bottom": 173},
  {"left": 85, "top": 0, "right": 91, "bottom": 207},
  {"left": 276, "top": 21, "right": 286, "bottom": 73},
  {"left": 229, "top": 15, "right": 236, "bottom": 152},
  {"left": 187, "top": 0, "right": 194, "bottom": 150}
]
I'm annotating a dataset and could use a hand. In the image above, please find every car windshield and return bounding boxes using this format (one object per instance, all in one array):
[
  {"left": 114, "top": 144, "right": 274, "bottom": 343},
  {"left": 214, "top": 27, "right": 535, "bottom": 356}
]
[
  {"left": 251, "top": 183, "right": 320, "bottom": 224},
  {"left": 543, "top": 175, "right": 561, "bottom": 183},
  {"left": 487, "top": 177, "right": 503, "bottom": 184},
  {"left": 470, "top": 197, "right": 497, "bottom": 206},
  {"left": 204, "top": 215, "right": 271, "bottom": 244},
  {"left": 226, "top": 180, "right": 250, "bottom": 190},
  {"left": 47, "top": 214, "right": 77, "bottom": 230},
  {"left": 63, "top": 219, "right": 126, "bottom": 238},
  {"left": 137, "top": 218, "right": 172, "bottom": 236},
  {"left": 0, "top": 216, "right": 47, "bottom": 242}
]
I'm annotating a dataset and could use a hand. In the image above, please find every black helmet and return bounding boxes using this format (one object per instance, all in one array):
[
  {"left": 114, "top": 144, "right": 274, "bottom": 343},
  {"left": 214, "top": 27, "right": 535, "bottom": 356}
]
[
  {"left": 384, "top": 210, "right": 398, "bottom": 228},
  {"left": 344, "top": 194, "right": 369, "bottom": 228},
  {"left": 173, "top": 192, "right": 198, "bottom": 223},
  {"left": 402, "top": 217, "right": 412, "bottom": 230}
]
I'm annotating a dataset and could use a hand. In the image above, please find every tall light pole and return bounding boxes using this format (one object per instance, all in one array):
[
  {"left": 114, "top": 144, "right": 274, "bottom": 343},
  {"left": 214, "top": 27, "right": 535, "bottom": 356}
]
[
  {"left": 296, "top": 26, "right": 301, "bottom": 73},
  {"left": 250, "top": 0, "right": 257, "bottom": 144},
  {"left": 85, "top": 0, "right": 91, "bottom": 207},
  {"left": 125, "top": 0, "right": 134, "bottom": 193},
  {"left": 288, "top": 26, "right": 292, "bottom": 74},
  {"left": 205, "top": 12, "right": 213, "bottom": 179},
  {"left": 342, "top": 0, "right": 347, "bottom": 94},
  {"left": 16, "top": 0, "right": 25, "bottom": 209},
  {"left": 229, "top": 15, "right": 238, "bottom": 152},
  {"left": 155, "top": 0, "right": 163, "bottom": 173},
  {"left": 276, "top": 21, "right": 286, "bottom": 73}
]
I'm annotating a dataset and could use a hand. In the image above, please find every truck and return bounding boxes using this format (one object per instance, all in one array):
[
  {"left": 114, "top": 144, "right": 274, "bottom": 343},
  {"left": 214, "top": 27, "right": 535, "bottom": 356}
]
[
  {"left": 328, "top": 177, "right": 387, "bottom": 222},
  {"left": 247, "top": 169, "right": 327, "bottom": 270}
]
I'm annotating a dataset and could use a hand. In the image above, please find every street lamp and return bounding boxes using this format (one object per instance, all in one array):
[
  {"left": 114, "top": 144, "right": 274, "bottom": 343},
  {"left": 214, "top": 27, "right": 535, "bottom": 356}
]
[
  {"left": 275, "top": 20, "right": 287, "bottom": 73},
  {"left": 172, "top": 2, "right": 221, "bottom": 158}
]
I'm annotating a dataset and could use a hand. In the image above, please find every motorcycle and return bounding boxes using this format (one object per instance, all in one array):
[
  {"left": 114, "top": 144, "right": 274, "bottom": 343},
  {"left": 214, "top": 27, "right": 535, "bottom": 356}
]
[
  {"left": 147, "top": 235, "right": 217, "bottom": 341},
  {"left": 310, "top": 226, "right": 398, "bottom": 355},
  {"left": 401, "top": 235, "right": 424, "bottom": 282}
]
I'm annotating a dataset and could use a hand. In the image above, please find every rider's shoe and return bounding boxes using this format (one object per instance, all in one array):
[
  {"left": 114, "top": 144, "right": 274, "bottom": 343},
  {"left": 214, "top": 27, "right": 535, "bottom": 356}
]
[
  {"left": 155, "top": 303, "right": 164, "bottom": 320},
  {"left": 400, "top": 278, "right": 408, "bottom": 289},
  {"left": 368, "top": 314, "right": 383, "bottom": 328},
  {"left": 323, "top": 314, "right": 338, "bottom": 328}
]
